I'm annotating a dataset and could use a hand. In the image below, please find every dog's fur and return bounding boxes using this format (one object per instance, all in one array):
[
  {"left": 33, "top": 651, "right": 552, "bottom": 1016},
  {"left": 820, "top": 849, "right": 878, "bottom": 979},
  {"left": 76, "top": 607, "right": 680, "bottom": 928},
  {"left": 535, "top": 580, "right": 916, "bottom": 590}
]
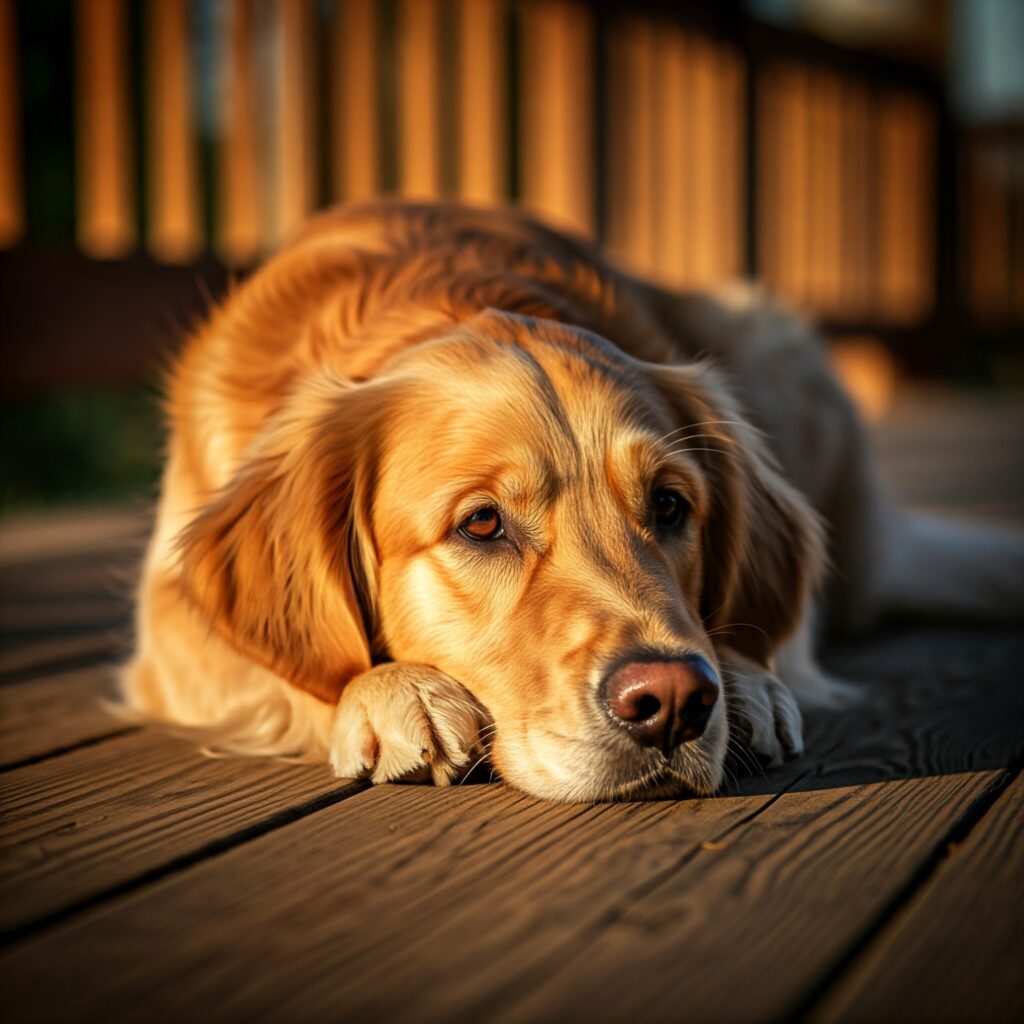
[{"left": 123, "top": 200, "right": 1024, "bottom": 801}]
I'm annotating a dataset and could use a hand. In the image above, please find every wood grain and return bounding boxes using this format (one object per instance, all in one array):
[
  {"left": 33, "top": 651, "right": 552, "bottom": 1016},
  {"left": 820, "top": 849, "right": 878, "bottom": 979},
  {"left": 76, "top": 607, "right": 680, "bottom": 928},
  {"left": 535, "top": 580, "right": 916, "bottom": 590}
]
[
  {"left": 0, "top": 729, "right": 359, "bottom": 938},
  {"left": 0, "top": 665, "right": 125, "bottom": 769},
  {"left": 0, "top": 782, "right": 770, "bottom": 1021},
  {"left": 727, "top": 626, "right": 1024, "bottom": 799},
  {"left": 0, "top": 771, "right": 1000, "bottom": 1022},
  {"left": 813, "top": 772, "right": 1024, "bottom": 1024},
  {"left": 495, "top": 773, "right": 1001, "bottom": 1024},
  {"left": 0, "top": 632, "right": 127, "bottom": 683}
]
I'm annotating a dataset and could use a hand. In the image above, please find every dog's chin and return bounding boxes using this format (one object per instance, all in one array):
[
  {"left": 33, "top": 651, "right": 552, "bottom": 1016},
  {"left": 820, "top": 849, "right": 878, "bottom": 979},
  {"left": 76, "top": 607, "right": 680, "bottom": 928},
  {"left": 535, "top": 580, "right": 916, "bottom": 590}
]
[{"left": 490, "top": 721, "right": 727, "bottom": 803}]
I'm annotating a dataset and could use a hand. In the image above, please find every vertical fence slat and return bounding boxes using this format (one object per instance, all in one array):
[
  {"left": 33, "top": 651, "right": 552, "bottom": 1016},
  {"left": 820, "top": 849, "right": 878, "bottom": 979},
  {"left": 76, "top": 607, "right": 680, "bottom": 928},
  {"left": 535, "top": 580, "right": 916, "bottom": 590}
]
[
  {"left": 607, "top": 17, "right": 655, "bottom": 272},
  {"left": 332, "top": 0, "right": 378, "bottom": 202},
  {"left": 909, "top": 96, "right": 935, "bottom": 320},
  {"left": 688, "top": 35, "right": 718, "bottom": 286},
  {"left": 146, "top": 0, "right": 200, "bottom": 262},
  {"left": 457, "top": 0, "right": 506, "bottom": 204},
  {"left": 397, "top": 0, "right": 441, "bottom": 197},
  {"left": 718, "top": 46, "right": 745, "bottom": 282},
  {"left": 218, "top": 0, "right": 261, "bottom": 264},
  {"left": 0, "top": 0, "right": 22, "bottom": 247},
  {"left": 271, "top": 0, "right": 316, "bottom": 244},
  {"left": 519, "top": 0, "right": 594, "bottom": 235},
  {"left": 878, "top": 91, "right": 934, "bottom": 323},
  {"left": 775, "top": 64, "right": 810, "bottom": 306},
  {"left": 806, "top": 70, "right": 842, "bottom": 314},
  {"left": 74, "top": 0, "right": 136, "bottom": 257},
  {"left": 757, "top": 64, "right": 780, "bottom": 294},
  {"left": 965, "top": 142, "right": 1011, "bottom": 321},
  {"left": 840, "top": 78, "right": 872, "bottom": 318},
  {"left": 654, "top": 26, "right": 688, "bottom": 285}
]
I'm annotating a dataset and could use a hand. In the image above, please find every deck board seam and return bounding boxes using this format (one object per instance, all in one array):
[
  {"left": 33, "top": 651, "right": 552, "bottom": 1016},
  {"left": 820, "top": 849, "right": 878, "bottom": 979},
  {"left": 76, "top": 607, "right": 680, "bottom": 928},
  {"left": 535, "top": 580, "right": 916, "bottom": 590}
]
[
  {"left": 788, "top": 763, "right": 1020, "bottom": 1021},
  {"left": 0, "top": 725, "right": 140, "bottom": 773},
  {"left": 0, "top": 778, "right": 372, "bottom": 949},
  {"left": 0, "top": 648, "right": 127, "bottom": 687}
]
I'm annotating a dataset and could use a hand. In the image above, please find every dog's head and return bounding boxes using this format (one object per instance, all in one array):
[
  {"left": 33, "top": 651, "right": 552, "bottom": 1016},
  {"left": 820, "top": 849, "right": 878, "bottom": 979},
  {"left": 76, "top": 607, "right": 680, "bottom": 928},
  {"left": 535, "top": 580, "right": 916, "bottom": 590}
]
[{"left": 180, "top": 311, "right": 822, "bottom": 800}]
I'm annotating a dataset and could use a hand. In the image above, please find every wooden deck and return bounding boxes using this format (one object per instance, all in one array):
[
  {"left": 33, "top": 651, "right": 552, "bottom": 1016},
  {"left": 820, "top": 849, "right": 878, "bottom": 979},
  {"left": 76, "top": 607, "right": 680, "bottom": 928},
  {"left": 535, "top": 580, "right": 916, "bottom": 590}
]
[{"left": 1, "top": 388, "right": 1022, "bottom": 1023}]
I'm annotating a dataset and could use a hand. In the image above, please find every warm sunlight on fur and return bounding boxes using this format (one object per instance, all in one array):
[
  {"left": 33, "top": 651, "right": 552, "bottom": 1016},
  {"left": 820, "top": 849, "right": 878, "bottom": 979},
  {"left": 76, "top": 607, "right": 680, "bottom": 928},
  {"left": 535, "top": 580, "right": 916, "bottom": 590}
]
[{"left": 122, "top": 200, "right": 1024, "bottom": 802}]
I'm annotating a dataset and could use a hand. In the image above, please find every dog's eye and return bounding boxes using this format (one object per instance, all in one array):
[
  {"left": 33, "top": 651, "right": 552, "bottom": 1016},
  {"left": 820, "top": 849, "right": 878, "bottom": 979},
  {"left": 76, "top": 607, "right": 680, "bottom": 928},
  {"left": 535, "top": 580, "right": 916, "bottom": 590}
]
[
  {"left": 652, "top": 488, "right": 689, "bottom": 532},
  {"left": 459, "top": 506, "right": 505, "bottom": 541}
]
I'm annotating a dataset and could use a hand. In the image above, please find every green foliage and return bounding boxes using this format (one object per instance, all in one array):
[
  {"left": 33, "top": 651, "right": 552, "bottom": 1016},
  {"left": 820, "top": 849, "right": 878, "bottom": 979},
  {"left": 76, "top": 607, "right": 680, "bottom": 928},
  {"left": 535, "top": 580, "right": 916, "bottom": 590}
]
[{"left": 0, "top": 390, "right": 164, "bottom": 511}]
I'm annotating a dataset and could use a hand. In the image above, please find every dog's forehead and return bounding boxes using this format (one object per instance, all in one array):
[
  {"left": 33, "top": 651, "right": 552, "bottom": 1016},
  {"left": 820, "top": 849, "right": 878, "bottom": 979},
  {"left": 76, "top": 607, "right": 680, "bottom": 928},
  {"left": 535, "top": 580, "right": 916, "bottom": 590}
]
[{"left": 397, "top": 325, "right": 670, "bottom": 447}]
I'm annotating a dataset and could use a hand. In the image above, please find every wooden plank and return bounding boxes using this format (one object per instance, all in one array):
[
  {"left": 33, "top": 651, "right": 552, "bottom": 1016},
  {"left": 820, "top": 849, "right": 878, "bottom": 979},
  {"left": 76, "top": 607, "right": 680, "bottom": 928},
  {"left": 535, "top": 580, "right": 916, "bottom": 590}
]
[
  {"left": 0, "top": 771, "right": 1000, "bottom": 1020},
  {"left": 814, "top": 773, "right": 1024, "bottom": 1023},
  {"left": 965, "top": 142, "right": 1011, "bottom": 321},
  {"left": 145, "top": 0, "right": 200, "bottom": 262},
  {"left": 0, "top": 0, "right": 22, "bottom": 247},
  {"left": 456, "top": 0, "right": 506, "bottom": 205},
  {"left": 519, "top": 0, "right": 594, "bottom": 235},
  {"left": 606, "top": 17, "right": 655, "bottom": 273},
  {"left": 0, "top": 780, "right": 771, "bottom": 1019},
  {"left": 397, "top": 0, "right": 441, "bottom": 198},
  {"left": 717, "top": 46, "right": 744, "bottom": 281},
  {"left": 0, "top": 510, "right": 142, "bottom": 678},
  {"left": 0, "top": 632, "right": 126, "bottom": 683},
  {"left": 269, "top": 0, "right": 316, "bottom": 244},
  {"left": 839, "top": 78, "right": 872, "bottom": 318},
  {"left": 0, "top": 729, "right": 361, "bottom": 939},
  {"left": 331, "top": 0, "right": 378, "bottom": 202},
  {"left": 496, "top": 773, "right": 1001, "bottom": 1024},
  {"left": 0, "top": 666, "right": 126, "bottom": 769},
  {"left": 1, "top": 620, "right": 1020, "bottom": 1017},
  {"left": 217, "top": 0, "right": 262, "bottom": 264},
  {"left": 774, "top": 64, "right": 809, "bottom": 306},
  {"left": 806, "top": 69, "right": 843, "bottom": 314},
  {"left": 877, "top": 91, "right": 934, "bottom": 324},
  {"left": 733, "top": 626, "right": 1024, "bottom": 802},
  {"left": 0, "top": 505, "right": 148, "bottom": 566},
  {"left": 757, "top": 64, "right": 781, "bottom": 292},
  {"left": 74, "top": 0, "right": 136, "bottom": 258},
  {"left": 653, "top": 26, "right": 688, "bottom": 285},
  {"left": 688, "top": 34, "right": 717, "bottom": 285}
]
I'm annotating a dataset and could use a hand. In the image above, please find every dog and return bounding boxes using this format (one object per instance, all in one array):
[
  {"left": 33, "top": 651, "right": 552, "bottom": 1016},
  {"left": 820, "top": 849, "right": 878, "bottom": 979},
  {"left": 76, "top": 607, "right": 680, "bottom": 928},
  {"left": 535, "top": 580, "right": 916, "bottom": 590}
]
[{"left": 123, "top": 199, "right": 1024, "bottom": 801}]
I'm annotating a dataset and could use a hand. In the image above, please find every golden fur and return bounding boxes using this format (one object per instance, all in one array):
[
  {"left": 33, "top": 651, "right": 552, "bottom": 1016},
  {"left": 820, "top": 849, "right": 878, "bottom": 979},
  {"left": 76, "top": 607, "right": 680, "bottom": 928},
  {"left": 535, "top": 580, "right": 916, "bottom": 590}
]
[{"left": 123, "top": 200, "right": 1023, "bottom": 801}]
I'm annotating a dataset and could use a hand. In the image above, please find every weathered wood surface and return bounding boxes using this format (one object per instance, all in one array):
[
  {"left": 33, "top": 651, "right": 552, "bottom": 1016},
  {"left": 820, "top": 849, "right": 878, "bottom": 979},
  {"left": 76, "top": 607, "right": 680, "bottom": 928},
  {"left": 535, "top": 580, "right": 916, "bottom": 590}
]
[
  {"left": 0, "top": 387, "right": 1021, "bottom": 1023},
  {"left": 0, "top": 730, "right": 363, "bottom": 938},
  {"left": 814, "top": 771, "right": 1024, "bottom": 1024},
  {"left": 0, "top": 665, "right": 129, "bottom": 768}
]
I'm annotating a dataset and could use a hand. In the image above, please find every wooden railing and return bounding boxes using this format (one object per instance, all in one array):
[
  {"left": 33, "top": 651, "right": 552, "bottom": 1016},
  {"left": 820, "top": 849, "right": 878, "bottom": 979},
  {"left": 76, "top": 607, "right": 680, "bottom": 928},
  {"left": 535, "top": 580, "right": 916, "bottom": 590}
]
[{"left": 1, "top": 0, "right": 1021, "bottom": 352}]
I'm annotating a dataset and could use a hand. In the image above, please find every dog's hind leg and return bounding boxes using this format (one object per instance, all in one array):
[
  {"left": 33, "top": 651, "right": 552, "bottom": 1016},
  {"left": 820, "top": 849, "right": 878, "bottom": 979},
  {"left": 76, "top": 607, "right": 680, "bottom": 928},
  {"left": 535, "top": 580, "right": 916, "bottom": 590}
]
[{"left": 870, "top": 510, "right": 1024, "bottom": 623}]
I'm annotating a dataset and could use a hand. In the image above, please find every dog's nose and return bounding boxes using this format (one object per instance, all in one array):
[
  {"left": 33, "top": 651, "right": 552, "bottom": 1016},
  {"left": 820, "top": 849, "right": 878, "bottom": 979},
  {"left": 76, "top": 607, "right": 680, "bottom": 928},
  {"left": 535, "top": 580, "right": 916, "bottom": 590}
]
[{"left": 601, "top": 655, "right": 720, "bottom": 753}]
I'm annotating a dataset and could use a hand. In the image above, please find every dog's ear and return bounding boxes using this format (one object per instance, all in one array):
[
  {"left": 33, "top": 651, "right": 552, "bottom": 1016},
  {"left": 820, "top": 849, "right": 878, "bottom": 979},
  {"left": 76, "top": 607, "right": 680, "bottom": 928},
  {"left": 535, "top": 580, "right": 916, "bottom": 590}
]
[
  {"left": 177, "top": 372, "right": 401, "bottom": 703},
  {"left": 649, "top": 362, "right": 824, "bottom": 666}
]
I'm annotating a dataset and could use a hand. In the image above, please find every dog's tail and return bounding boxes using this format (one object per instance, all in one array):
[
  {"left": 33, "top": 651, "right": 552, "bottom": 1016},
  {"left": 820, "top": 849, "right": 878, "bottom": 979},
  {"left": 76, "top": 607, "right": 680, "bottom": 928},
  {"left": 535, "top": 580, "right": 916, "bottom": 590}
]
[{"left": 870, "top": 507, "right": 1024, "bottom": 624}]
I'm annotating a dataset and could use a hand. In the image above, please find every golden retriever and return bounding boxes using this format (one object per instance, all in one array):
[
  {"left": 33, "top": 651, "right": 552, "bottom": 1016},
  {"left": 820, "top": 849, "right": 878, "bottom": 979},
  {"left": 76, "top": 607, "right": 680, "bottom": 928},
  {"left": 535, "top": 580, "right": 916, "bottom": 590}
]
[{"left": 123, "top": 200, "right": 1024, "bottom": 801}]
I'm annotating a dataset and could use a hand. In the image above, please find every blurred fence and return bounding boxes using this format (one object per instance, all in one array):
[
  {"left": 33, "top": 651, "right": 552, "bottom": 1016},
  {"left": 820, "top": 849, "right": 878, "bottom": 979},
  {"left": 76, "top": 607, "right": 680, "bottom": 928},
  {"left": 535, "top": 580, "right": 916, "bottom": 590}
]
[{"left": 1, "top": 0, "right": 1022, "bottom": 382}]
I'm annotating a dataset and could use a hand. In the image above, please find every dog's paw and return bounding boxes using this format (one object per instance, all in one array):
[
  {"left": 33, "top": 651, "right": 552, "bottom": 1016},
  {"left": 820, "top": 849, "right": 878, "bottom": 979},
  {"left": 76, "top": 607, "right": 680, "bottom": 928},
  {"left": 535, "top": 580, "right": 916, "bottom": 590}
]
[
  {"left": 724, "top": 665, "right": 803, "bottom": 767},
  {"left": 330, "top": 663, "right": 490, "bottom": 786}
]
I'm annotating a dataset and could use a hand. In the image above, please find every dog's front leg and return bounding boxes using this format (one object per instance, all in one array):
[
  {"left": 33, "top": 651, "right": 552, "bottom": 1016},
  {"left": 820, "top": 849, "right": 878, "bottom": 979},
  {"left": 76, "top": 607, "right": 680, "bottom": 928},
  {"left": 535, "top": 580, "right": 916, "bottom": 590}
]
[
  {"left": 330, "top": 663, "right": 491, "bottom": 786},
  {"left": 717, "top": 647, "right": 804, "bottom": 767}
]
